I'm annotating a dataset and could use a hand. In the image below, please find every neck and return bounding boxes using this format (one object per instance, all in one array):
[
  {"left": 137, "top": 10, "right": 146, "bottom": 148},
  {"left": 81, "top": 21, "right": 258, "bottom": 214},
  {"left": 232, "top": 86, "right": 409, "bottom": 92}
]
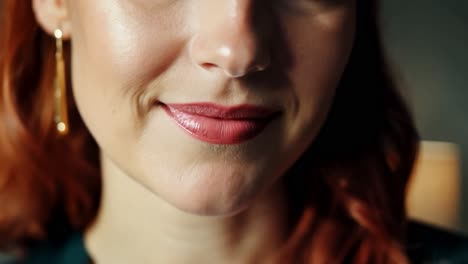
[{"left": 84, "top": 154, "right": 289, "bottom": 264}]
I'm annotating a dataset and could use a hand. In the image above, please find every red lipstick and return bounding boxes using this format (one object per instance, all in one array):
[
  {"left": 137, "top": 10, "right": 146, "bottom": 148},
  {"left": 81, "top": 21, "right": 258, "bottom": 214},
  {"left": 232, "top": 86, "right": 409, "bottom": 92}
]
[{"left": 161, "top": 103, "right": 277, "bottom": 144}]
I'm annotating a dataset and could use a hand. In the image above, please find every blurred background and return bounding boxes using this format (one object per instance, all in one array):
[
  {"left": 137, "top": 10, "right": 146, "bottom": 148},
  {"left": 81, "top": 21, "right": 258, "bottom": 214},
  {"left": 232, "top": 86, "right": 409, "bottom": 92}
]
[{"left": 381, "top": 1, "right": 468, "bottom": 233}]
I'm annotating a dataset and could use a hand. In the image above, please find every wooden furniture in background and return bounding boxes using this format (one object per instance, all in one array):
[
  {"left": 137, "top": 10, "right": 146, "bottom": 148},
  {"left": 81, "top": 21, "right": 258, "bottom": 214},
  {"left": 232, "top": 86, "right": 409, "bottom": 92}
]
[{"left": 407, "top": 141, "right": 461, "bottom": 231}]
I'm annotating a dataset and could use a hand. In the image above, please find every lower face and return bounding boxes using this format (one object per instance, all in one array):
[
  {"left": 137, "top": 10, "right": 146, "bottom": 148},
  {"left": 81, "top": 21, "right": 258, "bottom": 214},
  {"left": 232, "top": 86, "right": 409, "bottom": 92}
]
[{"left": 66, "top": 0, "right": 356, "bottom": 215}]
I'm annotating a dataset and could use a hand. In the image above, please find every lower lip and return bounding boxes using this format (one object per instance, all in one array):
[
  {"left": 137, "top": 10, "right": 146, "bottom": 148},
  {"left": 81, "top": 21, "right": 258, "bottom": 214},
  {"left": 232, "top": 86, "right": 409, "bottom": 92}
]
[{"left": 161, "top": 105, "right": 273, "bottom": 144}]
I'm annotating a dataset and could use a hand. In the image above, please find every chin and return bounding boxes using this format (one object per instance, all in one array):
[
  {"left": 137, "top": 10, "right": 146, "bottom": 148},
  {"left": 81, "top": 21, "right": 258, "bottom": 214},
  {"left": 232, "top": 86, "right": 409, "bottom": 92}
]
[
  {"left": 149, "top": 165, "right": 264, "bottom": 217},
  {"left": 170, "top": 193, "right": 252, "bottom": 217}
]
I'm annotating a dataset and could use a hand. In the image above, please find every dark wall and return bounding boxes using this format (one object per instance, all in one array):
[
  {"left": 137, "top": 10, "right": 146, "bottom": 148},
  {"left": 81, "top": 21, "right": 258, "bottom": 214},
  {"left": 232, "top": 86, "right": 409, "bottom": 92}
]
[{"left": 381, "top": 1, "right": 468, "bottom": 232}]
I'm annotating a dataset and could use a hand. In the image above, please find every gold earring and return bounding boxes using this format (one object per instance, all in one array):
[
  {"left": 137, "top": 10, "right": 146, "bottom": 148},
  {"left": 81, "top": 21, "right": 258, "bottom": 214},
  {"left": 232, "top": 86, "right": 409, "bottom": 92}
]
[{"left": 54, "top": 28, "right": 69, "bottom": 135}]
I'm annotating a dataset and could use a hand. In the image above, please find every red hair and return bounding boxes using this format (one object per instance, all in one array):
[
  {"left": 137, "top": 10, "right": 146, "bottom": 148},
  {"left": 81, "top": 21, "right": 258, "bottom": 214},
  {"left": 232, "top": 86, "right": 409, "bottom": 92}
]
[
  {"left": 0, "top": 0, "right": 100, "bottom": 250},
  {"left": 278, "top": 0, "right": 419, "bottom": 262},
  {"left": 0, "top": 0, "right": 418, "bottom": 263}
]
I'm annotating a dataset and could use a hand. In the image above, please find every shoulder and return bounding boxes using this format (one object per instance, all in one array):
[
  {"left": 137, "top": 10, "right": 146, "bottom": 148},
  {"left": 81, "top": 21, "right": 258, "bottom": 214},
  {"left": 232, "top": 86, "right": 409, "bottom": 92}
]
[
  {"left": 0, "top": 233, "right": 89, "bottom": 264},
  {"left": 407, "top": 220, "right": 468, "bottom": 264}
]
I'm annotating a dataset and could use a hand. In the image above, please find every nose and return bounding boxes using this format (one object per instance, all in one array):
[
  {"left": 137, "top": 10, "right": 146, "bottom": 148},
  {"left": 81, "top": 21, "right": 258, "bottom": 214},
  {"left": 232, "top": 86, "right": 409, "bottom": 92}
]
[{"left": 189, "top": 1, "right": 270, "bottom": 78}]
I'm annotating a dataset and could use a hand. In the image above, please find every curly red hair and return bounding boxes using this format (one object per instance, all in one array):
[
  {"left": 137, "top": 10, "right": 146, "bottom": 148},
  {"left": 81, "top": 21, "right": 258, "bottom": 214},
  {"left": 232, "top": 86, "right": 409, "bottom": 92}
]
[{"left": 0, "top": 0, "right": 418, "bottom": 263}]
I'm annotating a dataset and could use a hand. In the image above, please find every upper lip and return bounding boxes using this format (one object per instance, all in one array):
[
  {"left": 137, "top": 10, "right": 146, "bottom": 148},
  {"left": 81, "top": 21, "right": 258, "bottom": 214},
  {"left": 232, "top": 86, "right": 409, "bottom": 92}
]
[{"left": 161, "top": 102, "right": 279, "bottom": 120}]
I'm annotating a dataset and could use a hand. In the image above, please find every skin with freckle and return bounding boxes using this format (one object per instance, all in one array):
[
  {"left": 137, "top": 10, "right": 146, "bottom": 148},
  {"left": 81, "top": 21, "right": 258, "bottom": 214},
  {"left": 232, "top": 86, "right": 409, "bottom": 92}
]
[{"left": 65, "top": 0, "right": 356, "bottom": 215}]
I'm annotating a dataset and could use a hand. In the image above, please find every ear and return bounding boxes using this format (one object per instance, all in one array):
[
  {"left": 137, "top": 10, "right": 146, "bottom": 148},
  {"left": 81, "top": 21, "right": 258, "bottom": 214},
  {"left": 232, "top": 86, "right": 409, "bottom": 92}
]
[{"left": 32, "top": 0, "right": 72, "bottom": 39}]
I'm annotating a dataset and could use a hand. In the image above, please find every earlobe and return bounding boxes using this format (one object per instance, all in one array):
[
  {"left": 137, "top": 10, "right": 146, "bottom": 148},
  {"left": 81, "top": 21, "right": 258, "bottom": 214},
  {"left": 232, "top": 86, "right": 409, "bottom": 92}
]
[{"left": 32, "top": 0, "right": 72, "bottom": 39}]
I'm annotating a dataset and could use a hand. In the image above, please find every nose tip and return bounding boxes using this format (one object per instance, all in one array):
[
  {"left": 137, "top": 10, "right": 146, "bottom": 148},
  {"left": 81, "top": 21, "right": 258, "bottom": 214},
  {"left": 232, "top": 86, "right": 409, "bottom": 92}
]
[
  {"left": 189, "top": 19, "right": 270, "bottom": 79},
  {"left": 214, "top": 45, "right": 270, "bottom": 78}
]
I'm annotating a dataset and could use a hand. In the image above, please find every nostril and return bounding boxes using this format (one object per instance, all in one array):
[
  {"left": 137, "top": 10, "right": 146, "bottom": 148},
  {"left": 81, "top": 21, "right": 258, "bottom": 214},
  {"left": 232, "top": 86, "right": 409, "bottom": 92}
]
[
  {"left": 200, "top": 63, "right": 218, "bottom": 71},
  {"left": 250, "top": 65, "right": 266, "bottom": 73},
  {"left": 249, "top": 56, "right": 270, "bottom": 73}
]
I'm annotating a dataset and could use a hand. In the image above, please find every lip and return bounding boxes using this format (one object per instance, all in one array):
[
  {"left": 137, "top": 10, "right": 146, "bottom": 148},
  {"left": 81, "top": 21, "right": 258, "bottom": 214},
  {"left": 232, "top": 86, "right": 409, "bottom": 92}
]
[{"left": 160, "top": 102, "right": 278, "bottom": 144}]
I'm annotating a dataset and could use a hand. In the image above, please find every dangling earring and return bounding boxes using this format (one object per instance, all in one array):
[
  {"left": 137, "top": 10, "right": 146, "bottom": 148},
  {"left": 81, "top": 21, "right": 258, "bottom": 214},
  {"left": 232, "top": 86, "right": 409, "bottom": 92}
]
[{"left": 54, "top": 28, "right": 69, "bottom": 135}]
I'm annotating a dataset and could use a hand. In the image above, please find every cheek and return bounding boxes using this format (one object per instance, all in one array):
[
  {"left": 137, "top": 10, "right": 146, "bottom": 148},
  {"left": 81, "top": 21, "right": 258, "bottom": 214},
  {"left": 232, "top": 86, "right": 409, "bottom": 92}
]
[
  {"left": 69, "top": 0, "right": 188, "bottom": 93},
  {"left": 68, "top": 0, "right": 190, "bottom": 141},
  {"left": 280, "top": 7, "right": 355, "bottom": 146},
  {"left": 288, "top": 9, "right": 355, "bottom": 96}
]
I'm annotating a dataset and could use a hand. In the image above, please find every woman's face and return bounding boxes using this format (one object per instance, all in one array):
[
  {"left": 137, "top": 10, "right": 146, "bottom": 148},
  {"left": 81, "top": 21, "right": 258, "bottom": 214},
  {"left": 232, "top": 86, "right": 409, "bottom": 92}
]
[{"left": 66, "top": 0, "right": 355, "bottom": 215}]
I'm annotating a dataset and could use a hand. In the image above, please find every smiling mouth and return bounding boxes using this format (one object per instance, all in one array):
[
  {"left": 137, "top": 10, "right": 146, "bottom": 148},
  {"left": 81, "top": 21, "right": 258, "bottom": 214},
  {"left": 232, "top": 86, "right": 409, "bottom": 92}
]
[{"left": 159, "top": 102, "right": 279, "bottom": 144}]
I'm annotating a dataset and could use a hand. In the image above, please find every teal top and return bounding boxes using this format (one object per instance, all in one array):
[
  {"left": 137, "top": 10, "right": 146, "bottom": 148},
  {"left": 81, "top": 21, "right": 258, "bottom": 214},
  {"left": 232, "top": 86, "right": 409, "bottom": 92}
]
[
  {"left": 2, "top": 221, "right": 468, "bottom": 264},
  {"left": 8, "top": 233, "right": 90, "bottom": 264}
]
